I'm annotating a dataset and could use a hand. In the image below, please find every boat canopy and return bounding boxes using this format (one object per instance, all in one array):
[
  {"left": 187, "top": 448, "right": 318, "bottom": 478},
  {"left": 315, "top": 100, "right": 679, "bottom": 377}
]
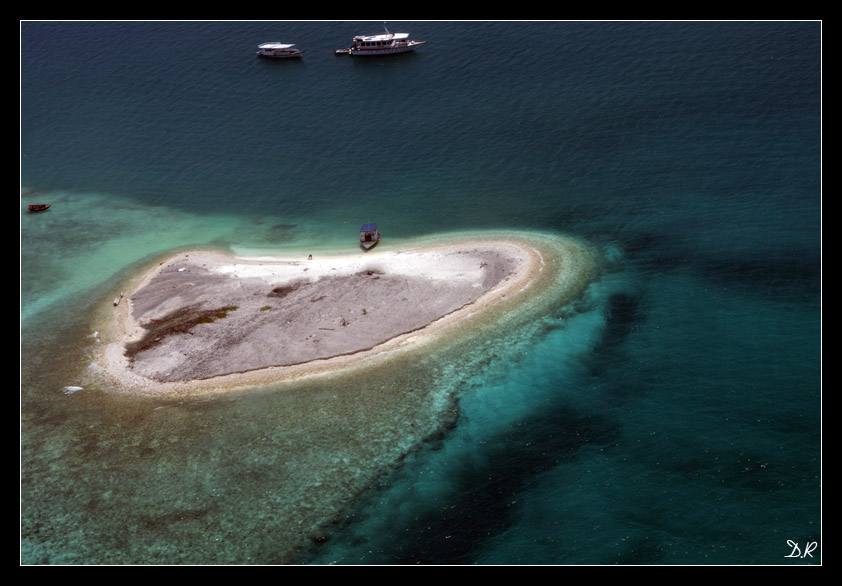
[
  {"left": 361, "top": 223, "right": 377, "bottom": 232},
  {"left": 259, "top": 43, "right": 295, "bottom": 49},
  {"left": 355, "top": 32, "right": 409, "bottom": 42}
]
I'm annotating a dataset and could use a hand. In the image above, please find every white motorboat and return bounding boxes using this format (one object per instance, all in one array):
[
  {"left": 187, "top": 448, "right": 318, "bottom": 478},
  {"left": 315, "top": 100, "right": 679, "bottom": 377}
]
[
  {"left": 335, "top": 28, "right": 425, "bottom": 56},
  {"left": 257, "top": 43, "right": 302, "bottom": 58}
]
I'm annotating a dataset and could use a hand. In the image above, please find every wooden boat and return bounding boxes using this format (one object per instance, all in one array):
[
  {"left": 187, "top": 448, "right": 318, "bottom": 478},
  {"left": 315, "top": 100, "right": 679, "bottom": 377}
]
[
  {"left": 28, "top": 204, "right": 51, "bottom": 212},
  {"left": 360, "top": 223, "right": 381, "bottom": 250}
]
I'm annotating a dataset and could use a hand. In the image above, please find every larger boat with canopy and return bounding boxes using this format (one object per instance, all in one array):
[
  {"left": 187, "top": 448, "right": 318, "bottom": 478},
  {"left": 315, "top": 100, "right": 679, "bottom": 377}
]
[{"left": 335, "top": 27, "right": 426, "bottom": 56}]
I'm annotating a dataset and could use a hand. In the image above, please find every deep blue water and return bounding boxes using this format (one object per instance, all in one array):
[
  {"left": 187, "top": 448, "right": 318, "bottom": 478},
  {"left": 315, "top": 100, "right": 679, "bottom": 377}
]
[{"left": 21, "top": 21, "right": 820, "bottom": 564}]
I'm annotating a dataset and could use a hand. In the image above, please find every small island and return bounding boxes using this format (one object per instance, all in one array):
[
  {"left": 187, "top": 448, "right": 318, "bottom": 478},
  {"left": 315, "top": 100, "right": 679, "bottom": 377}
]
[{"left": 98, "top": 238, "right": 552, "bottom": 396}]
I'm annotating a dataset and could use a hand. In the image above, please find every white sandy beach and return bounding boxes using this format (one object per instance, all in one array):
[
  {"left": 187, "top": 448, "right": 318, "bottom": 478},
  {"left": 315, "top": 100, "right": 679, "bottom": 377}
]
[{"left": 97, "top": 239, "right": 548, "bottom": 396}]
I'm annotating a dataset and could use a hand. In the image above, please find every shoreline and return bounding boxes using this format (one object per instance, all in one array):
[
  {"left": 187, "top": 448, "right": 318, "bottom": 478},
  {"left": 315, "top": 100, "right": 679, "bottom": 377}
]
[
  {"left": 76, "top": 231, "right": 598, "bottom": 560},
  {"left": 94, "top": 235, "right": 556, "bottom": 398}
]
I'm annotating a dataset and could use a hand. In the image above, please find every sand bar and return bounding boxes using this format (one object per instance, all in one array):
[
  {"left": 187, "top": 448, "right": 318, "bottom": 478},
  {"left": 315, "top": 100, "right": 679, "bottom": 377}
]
[{"left": 98, "top": 238, "right": 547, "bottom": 396}]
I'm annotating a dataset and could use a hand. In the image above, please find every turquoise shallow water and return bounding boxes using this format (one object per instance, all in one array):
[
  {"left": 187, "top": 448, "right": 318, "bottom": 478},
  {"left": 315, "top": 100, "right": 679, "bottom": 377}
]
[{"left": 21, "top": 21, "right": 820, "bottom": 564}]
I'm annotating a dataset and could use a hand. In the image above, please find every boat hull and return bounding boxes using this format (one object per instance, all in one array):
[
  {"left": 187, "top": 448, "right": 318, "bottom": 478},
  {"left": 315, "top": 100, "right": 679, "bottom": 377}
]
[
  {"left": 257, "top": 51, "right": 302, "bottom": 58},
  {"left": 336, "top": 40, "right": 426, "bottom": 56}
]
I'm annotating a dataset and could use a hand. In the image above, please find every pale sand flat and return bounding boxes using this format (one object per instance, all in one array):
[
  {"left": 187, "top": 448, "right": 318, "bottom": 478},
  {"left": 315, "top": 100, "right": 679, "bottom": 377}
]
[{"left": 97, "top": 238, "right": 552, "bottom": 397}]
